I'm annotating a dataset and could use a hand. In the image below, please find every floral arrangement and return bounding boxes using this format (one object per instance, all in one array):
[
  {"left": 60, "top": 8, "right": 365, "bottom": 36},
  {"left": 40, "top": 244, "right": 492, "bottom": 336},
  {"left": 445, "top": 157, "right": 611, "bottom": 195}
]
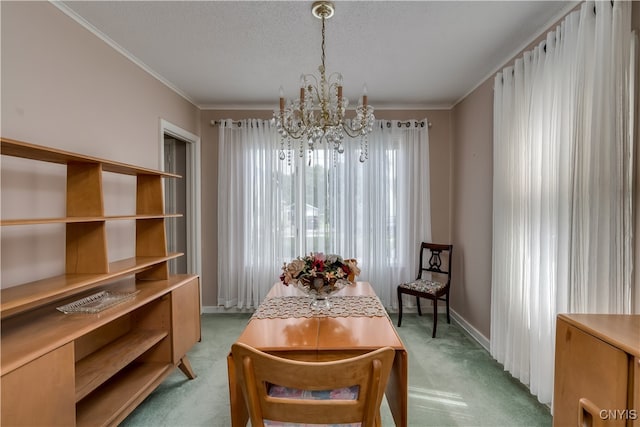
[{"left": 280, "top": 253, "right": 360, "bottom": 295}]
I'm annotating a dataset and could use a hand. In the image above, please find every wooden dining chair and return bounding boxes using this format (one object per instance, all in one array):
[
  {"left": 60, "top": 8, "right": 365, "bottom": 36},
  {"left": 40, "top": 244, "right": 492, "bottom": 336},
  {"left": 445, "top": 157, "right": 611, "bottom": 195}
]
[
  {"left": 397, "top": 242, "right": 453, "bottom": 338},
  {"left": 231, "top": 342, "right": 395, "bottom": 427}
]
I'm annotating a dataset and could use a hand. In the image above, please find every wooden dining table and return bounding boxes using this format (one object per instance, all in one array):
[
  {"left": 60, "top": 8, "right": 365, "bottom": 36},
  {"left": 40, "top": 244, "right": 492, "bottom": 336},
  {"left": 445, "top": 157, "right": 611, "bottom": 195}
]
[{"left": 227, "top": 281, "right": 408, "bottom": 427}]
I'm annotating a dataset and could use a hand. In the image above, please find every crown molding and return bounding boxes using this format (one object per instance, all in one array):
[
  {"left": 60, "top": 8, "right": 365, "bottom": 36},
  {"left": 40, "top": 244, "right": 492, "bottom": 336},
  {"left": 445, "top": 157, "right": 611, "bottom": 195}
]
[
  {"left": 199, "top": 102, "right": 453, "bottom": 111},
  {"left": 452, "top": 0, "right": 580, "bottom": 108},
  {"left": 51, "top": 1, "right": 459, "bottom": 113},
  {"left": 50, "top": 1, "right": 199, "bottom": 108}
]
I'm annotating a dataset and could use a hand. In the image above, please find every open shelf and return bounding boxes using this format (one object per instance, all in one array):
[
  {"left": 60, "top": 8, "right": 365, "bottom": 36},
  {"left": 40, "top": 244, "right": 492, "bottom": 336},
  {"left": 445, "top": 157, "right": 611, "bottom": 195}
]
[
  {"left": 1, "top": 137, "right": 180, "bottom": 178},
  {"left": 76, "top": 362, "right": 174, "bottom": 427},
  {"left": 75, "top": 329, "right": 168, "bottom": 401},
  {"left": 1, "top": 274, "right": 195, "bottom": 376},
  {"left": 1, "top": 254, "right": 183, "bottom": 319},
  {"left": 1, "top": 214, "right": 182, "bottom": 226}
]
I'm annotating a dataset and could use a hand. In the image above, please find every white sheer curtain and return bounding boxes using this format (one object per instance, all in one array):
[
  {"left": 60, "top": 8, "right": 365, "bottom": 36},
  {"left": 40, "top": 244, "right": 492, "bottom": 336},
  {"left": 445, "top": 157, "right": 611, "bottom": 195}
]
[
  {"left": 217, "top": 119, "right": 295, "bottom": 308},
  {"left": 492, "top": 0, "right": 636, "bottom": 404},
  {"left": 217, "top": 119, "right": 431, "bottom": 309}
]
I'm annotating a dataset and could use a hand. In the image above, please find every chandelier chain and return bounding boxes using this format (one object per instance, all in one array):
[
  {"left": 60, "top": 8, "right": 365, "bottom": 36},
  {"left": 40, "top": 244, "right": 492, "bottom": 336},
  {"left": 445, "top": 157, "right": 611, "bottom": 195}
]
[
  {"left": 321, "top": 15, "right": 326, "bottom": 74},
  {"left": 274, "top": 0, "right": 375, "bottom": 163}
]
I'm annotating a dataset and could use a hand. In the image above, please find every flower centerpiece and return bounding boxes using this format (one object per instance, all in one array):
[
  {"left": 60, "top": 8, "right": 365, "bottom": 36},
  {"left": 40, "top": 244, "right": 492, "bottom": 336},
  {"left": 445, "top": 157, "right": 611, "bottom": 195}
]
[{"left": 280, "top": 253, "right": 360, "bottom": 308}]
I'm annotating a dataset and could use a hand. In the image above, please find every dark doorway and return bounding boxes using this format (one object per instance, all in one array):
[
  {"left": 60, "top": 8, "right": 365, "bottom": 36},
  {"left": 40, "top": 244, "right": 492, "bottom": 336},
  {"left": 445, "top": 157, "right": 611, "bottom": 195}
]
[{"left": 164, "top": 135, "right": 188, "bottom": 274}]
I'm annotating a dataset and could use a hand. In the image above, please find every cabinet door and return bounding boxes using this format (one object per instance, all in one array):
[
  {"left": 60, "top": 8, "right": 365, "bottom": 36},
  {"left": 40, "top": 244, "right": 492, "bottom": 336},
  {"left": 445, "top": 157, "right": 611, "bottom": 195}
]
[
  {"left": 1, "top": 343, "right": 75, "bottom": 426},
  {"left": 634, "top": 357, "right": 639, "bottom": 427},
  {"left": 553, "top": 318, "right": 628, "bottom": 426},
  {"left": 171, "top": 277, "right": 201, "bottom": 362}
]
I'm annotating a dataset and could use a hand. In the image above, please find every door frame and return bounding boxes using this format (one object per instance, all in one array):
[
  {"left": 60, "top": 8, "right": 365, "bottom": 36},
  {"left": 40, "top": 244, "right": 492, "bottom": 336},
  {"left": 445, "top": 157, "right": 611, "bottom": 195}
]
[{"left": 159, "top": 119, "right": 202, "bottom": 281}]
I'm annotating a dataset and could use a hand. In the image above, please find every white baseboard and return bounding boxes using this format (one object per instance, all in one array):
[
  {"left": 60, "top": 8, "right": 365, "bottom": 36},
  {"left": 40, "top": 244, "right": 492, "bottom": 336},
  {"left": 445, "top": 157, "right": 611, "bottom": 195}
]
[
  {"left": 390, "top": 305, "right": 490, "bottom": 351},
  {"left": 450, "top": 309, "right": 490, "bottom": 351}
]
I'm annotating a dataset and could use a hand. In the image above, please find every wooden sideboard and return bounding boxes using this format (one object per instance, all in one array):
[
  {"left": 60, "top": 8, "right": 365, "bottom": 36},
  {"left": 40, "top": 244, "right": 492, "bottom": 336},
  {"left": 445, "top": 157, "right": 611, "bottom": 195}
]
[
  {"left": 0, "top": 138, "right": 201, "bottom": 426},
  {"left": 553, "top": 314, "right": 639, "bottom": 426}
]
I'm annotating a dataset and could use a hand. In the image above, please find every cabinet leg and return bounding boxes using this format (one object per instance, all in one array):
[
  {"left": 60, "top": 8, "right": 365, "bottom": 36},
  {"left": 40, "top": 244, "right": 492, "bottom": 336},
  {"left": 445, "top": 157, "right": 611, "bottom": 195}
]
[{"left": 178, "top": 356, "right": 197, "bottom": 379}]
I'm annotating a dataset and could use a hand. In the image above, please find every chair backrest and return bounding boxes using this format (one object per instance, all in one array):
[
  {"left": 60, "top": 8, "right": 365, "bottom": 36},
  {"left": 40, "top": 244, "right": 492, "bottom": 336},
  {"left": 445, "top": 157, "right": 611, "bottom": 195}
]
[
  {"left": 231, "top": 342, "right": 396, "bottom": 427},
  {"left": 417, "top": 242, "right": 453, "bottom": 284}
]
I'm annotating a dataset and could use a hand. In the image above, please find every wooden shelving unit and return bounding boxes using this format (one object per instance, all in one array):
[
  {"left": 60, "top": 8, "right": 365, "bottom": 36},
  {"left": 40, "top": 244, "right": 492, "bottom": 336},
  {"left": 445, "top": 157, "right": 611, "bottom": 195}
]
[
  {"left": 0, "top": 137, "right": 201, "bottom": 426},
  {"left": 1, "top": 254, "right": 184, "bottom": 318},
  {"left": 75, "top": 329, "right": 169, "bottom": 401},
  {"left": 0, "top": 213, "right": 183, "bottom": 226},
  {"left": 76, "top": 362, "right": 174, "bottom": 427}
]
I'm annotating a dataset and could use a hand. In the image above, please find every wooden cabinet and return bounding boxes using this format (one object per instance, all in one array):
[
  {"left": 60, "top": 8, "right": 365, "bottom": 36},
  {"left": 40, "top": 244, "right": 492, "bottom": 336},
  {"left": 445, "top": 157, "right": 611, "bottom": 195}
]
[
  {"left": 553, "top": 314, "right": 640, "bottom": 427},
  {"left": 1, "top": 343, "right": 76, "bottom": 426},
  {"left": 0, "top": 138, "right": 201, "bottom": 426}
]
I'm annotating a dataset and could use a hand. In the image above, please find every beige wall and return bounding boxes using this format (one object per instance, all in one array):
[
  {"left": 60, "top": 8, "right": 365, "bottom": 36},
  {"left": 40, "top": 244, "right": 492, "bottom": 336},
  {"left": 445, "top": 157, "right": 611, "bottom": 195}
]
[
  {"left": 450, "top": 80, "right": 494, "bottom": 338},
  {"left": 451, "top": 2, "right": 640, "bottom": 339},
  {"left": 199, "top": 109, "right": 452, "bottom": 307},
  {"left": 1, "top": 1, "right": 199, "bottom": 166},
  {"left": 1, "top": 2, "right": 200, "bottom": 287}
]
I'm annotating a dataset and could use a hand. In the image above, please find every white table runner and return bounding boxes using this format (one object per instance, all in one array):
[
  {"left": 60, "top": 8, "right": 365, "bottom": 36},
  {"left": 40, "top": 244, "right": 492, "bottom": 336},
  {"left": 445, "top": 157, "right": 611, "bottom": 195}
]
[{"left": 252, "top": 295, "right": 388, "bottom": 319}]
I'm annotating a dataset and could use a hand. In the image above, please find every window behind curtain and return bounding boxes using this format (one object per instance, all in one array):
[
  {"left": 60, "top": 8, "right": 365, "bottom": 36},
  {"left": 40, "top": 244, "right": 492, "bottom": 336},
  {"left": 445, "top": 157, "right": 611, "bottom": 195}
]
[
  {"left": 218, "top": 119, "right": 431, "bottom": 309},
  {"left": 491, "top": 1, "right": 636, "bottom": 404}
]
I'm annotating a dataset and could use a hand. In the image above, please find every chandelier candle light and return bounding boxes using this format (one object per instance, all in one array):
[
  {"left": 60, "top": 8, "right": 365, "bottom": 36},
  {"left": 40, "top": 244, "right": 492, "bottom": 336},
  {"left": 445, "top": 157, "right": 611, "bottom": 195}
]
[{"left": 274, "top": 1, "right": 375, "bottom": 164}]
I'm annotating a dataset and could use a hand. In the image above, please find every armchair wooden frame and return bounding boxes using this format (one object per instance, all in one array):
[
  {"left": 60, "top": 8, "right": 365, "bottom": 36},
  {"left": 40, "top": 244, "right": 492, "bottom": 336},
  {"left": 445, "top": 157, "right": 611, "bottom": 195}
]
[
  {"left": 231, "top": 342, "right": 396, "bottom": 427},
  {"left": 397, "top": 242, "right": 453, "bottom": 338}
]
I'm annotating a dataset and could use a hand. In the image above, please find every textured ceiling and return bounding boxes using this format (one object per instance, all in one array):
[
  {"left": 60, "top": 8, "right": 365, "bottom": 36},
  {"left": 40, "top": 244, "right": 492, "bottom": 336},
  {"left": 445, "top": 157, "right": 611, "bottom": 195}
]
[{"left": 58, "top": 1, "right": 577, "bottom": 109}]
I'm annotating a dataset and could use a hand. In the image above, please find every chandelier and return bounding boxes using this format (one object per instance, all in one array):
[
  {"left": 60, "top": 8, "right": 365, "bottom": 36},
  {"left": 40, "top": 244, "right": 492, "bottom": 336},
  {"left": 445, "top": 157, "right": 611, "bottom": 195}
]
[{"left": 274, "top": 1, "right": 375, "bottom": 163}]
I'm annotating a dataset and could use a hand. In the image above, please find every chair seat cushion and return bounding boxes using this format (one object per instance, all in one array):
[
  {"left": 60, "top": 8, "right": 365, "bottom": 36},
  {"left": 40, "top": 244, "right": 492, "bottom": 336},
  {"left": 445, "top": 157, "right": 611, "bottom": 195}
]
[
  {"left": 265, "top": 385, "right": 361, "bottom": 426},
  {"left": 398, "top": 278, "right": 445, "bottom": 295},
  {"left": 268, "top": 385, "right": 359, "bottom": 400},
  {"left": 265, "top": 422, "right": 360, "bottom": 427}
]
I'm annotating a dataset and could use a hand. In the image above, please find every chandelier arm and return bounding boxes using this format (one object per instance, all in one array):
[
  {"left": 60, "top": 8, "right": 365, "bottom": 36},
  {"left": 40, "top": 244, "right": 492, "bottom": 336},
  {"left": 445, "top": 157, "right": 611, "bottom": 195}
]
[
  {"left": 280, "top": 112, "right": 308, "bottom": 139},
  {"left": 303, "top": 75, "right": 319, "bottom": 103},
  {"left": 343, "top": 114, "right": 368, "bottom": 132},
  {"left": 280, "top": 124, "right": 307, "bottom": 140},
  {"left": 303, "top": 73, "right": 320, "bottom": 87},
  {"left": 342, "top": 124, "right": 363, "bottom": 138},
  {"left": 274, "top": 1, "right": 374, "bottom": 162},
  {"left": 306, "top": 85, "right": 321, "bottom": 108},
  {"left": 298, "top": 88, "right": 315, "bottom": 131}
]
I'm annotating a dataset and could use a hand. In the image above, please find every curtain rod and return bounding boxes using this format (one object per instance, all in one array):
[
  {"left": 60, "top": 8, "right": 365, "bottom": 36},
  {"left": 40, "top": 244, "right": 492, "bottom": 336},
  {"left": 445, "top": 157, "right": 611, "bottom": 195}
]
[
  {"left": 499, "top": 0, "right": 616, "bottom": 80},
  {"left": 211, "top": 119, "right": 432, "bottom": 128}
]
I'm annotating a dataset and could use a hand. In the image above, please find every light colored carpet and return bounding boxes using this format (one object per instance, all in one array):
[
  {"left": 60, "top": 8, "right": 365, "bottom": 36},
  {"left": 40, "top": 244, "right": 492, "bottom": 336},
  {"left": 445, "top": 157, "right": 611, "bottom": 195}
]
[{"left": 120, "top": 313, "right": 551, "bottom": 426}]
